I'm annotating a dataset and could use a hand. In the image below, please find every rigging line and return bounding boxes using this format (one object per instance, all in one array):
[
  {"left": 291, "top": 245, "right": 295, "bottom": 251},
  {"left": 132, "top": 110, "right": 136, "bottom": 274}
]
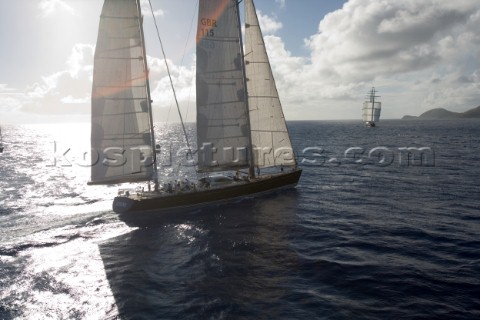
[
  {"left": 173, "top": 0, "right": 198, "bottom": 182},
  {"left": 147, "top": 0, "right": 196, "bottom": 171},
  {"left": 148, "top": 0, "right": 172, "bottom": 126},
  {"left": 182, "top": 0, "right": 198, "bottom": 124}
]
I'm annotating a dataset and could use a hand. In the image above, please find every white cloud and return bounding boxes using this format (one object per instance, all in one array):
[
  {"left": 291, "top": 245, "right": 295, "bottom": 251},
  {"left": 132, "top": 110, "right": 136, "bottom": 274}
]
[
  {"left": 257, "top": 10, "right": 282, "bottom": 34},
  {"left": 146, "top": 56, "right": 196, "bottom": 122},
  {"left": 66, "top": 44, "right": 94, "bottom": 79},
  {"left": 21, "top": 68, "right": 90, "bottom": 116},
  {"left": 141, "top": 0, "right": 164, "bottom": 17},
  {"left": 308, "top": 0, "right": 479, "bottom": 78},
  {"left": 0, "top": 44, "right": 94, "bottom": 123},
  {"left": 0, "top": 84, "right": 16, "bottom": 93},
  {"left": 275, "top": 0, "right": 286, "bottom": 10},
  {"left": 38, "top": 0, "right": 74, "bottom": 18},
  {"left": 0, "top": 85, "right": 25, "bottom": 117},
  {"left": 4, "top": 0, "right": 480, "bottom": 124},
  {"left": 285, "top": 0, "right": 480, "bottom": 118},
  {"left": 61, "top": 95, "right": 89, "bottom": 104}
]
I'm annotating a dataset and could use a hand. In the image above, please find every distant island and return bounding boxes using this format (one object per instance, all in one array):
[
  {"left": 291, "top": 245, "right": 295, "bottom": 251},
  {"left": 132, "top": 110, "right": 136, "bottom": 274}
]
[{"left": 402, "top": 106, "right": 480, "bottom": 119}]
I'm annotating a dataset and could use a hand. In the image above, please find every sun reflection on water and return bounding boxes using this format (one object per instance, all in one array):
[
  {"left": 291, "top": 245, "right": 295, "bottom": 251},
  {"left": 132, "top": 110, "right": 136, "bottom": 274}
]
[
  {"left": 0, "top": 122, "right": 200, "bottom": 318},
  {"left": 0, "top": 217, "right": 135, "bottom": 319}
]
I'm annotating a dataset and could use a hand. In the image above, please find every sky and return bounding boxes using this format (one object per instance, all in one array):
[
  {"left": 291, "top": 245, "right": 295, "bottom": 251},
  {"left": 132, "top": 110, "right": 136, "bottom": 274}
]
[{"left": 0, "top": 0, "right": 479, "bottom": 124}]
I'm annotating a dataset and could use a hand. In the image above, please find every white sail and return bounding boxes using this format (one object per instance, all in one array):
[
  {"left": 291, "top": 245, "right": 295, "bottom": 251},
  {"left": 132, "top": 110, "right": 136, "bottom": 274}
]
[
  {"left": 362, "top": 102, "right": 381, "bottom": 122},
  {"left": 373, "top": 103, "right": 381, "bottom": 122},
  {"left": 362, "top": 102, "right": 373, "bottom": 122},
  {"left": 0, "top": 126, "right": 3, "bottom": 153},
  {"left": 244, "top": 0, "right": 296, "bottom": 168},
  {"left": 90, "top": 0, "right": 155, "bottom": 185},
  {"left": 196, "top": 0, "right": 251, "bottom": 172}
]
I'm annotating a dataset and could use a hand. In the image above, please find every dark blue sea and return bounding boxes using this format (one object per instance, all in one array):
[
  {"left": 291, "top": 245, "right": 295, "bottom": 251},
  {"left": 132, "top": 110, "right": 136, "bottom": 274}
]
[{"left": 1, "top": 120, "right": 479, "bottom": 319}]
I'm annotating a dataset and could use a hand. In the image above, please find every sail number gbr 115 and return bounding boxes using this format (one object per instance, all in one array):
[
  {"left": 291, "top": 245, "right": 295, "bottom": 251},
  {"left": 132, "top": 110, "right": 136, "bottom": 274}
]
[{"left": 199, "top": 18, "right": 217, "bottom": 38}]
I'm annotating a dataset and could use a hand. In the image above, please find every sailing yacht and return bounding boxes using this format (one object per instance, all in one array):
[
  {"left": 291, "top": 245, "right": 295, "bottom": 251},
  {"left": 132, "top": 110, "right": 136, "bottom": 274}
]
[
  {"left": 89, "top": 0, "right": 302, "bottom": 215},
  {"left": 362, "top": 87, "right": 381, "bottom": 127},
  {"left": 0, "top": 126, "right": 4, "bottom": 153}
]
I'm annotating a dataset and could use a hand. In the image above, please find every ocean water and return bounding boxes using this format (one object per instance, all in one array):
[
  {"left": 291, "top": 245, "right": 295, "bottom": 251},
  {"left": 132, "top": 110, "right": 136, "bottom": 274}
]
[{"left": 0, "top": 120, "right": 479, "bottom": 319}]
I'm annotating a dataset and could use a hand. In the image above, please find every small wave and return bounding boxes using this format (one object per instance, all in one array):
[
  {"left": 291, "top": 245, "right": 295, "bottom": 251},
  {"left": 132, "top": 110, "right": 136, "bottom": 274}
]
[{"left": 0, "top": 240, "right": 63, "bottom": 257}]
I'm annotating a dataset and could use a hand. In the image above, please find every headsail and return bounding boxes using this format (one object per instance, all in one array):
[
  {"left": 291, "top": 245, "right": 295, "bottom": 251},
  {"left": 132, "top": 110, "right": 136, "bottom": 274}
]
[
  {"left": 90, "top": 0, "right": 155, "bottom": 185},
  {"left": 196, "top": 0, "right": 252, "bottom": 172},
  {"left": 244, "top": 0, "right": 296, "bottom": 168}
]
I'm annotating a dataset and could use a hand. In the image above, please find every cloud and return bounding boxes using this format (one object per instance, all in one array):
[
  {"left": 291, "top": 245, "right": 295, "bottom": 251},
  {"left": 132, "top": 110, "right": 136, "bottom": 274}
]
[
  {"left": 307, "top": 0, "right": 479, "bottom": 78},
  {"left": 141, "top": 0, "right": 164, "bottom": 17},
  {"left": 146, "top": 56, "right": 195, "bottom": 122},
  {"left": 282, "top": 0, "right": 480, "bottom": 118},
  {"left": 257, "top": 10, "right": 282, "bottom": 34},
  {"left": 0, "top": 84, "right": 16, "bottom": 93},
  {"left": 4, "top": 0, "right": 480, "bottom": 124},
  {"left": 0, "top": 85, "right": 25, "bottom": 117},
  {"left": 275, "top": 0, "right": 286, "bottom": 10},
  {"left": 38, "top": 0, "right": 75, "bottom": 18},
  {"left": 0, "top": 44, "right": 94, "bottom": 123},
  {"left": 66, "top": 44, "right": 95, "bottom": 79},
  {"left": 21, "top": 67, "right": 91, "bottom": 116}
]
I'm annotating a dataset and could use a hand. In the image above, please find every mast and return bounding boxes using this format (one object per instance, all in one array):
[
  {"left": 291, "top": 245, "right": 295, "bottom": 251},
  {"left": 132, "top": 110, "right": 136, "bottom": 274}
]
[
  {"left": 236, "top": 0, "right": 256, "bottom": 178},
  {"left": 136, "top": 0, "right": 159, "bottom": 189},
  {"left": 371, "top": 88, "right": 375, "bottom": 122}
]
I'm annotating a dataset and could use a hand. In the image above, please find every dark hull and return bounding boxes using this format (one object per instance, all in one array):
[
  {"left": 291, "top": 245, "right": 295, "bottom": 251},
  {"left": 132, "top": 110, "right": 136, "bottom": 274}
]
[{"left": 113, "top": 169, "right": 302, "bottom": 216}]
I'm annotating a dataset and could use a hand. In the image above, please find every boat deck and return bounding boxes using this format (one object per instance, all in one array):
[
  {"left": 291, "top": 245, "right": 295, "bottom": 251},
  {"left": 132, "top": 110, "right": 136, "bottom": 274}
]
[{"left": 118, "top": 172, "right": 291, "bottom": 201}]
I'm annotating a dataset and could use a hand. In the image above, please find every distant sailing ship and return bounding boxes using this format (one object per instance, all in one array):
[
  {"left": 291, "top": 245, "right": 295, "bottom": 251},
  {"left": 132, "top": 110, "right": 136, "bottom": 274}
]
[
  {"left": 88, "top": 0, "right": 302, "bottom": 216},
  {"left": 362, "top": 87, "right": 381, "bottom": 127},
  {"left": 0, "top": 126, "right": 4, "bottom": 153}
]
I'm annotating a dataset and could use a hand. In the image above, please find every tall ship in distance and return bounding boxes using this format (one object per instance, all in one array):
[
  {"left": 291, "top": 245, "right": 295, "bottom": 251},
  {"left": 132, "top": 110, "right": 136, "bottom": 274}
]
[
  {"left": 88, "top": 0, "right": 302, "bottom": 217},
  {"left": 362, "top": 87, "right": 381, "bottom": 127},
  {"left": 0, "top": 126, "right": 4, "bottom": 153}
]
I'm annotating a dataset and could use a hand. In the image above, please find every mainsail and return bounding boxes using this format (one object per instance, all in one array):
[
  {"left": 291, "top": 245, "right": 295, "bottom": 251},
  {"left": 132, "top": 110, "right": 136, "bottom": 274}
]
[
  {"left": 90, "top": 0, "right": 156, "bottom": 185},
  {"left": 196, "top": 0, "right": 296, "bottom": 172},
  {"left": 196, "top": 0, "right": 252, "bottom": 172},
  {"left": 244, "top": 0, "right": 296, "bottom": 168}
]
